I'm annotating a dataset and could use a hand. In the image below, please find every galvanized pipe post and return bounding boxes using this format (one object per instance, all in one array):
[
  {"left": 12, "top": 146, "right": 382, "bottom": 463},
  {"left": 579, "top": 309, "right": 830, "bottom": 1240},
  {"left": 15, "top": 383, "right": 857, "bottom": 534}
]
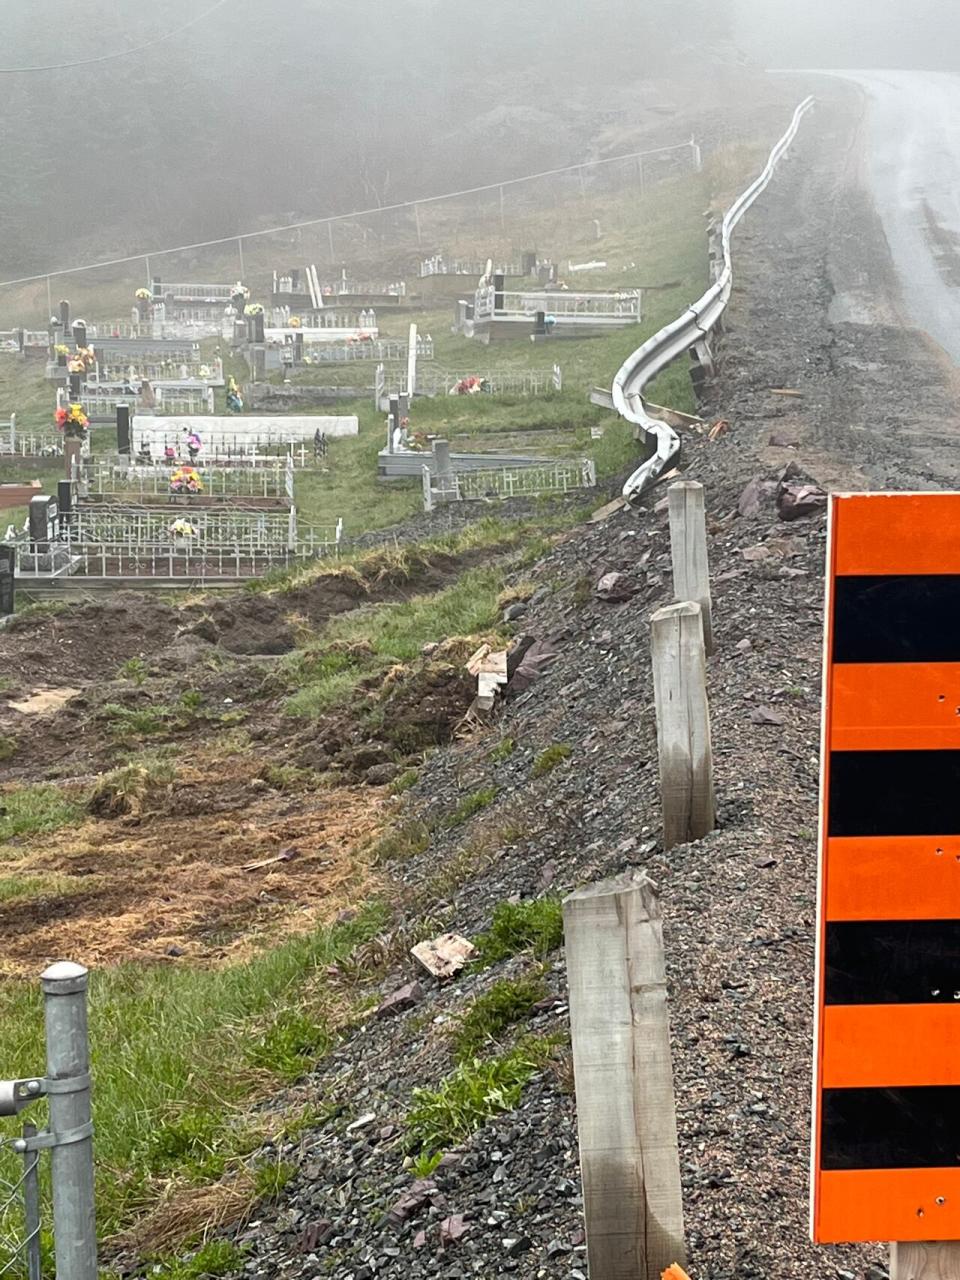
[{"left": 42, "top": 961, "right": 96, "bottom": 1280}]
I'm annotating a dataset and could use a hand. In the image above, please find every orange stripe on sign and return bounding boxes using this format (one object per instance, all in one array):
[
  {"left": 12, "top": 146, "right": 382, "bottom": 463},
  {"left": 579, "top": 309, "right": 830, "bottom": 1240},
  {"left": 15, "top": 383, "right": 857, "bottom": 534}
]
[
  {"left": 833, "top": 492, "right": 960, "bottom": 576},
  {"left": 816, "top": 1168, "right": 960, "bottom": 1243},
  {"left": 822, "top": 1006, "right": 960, "bottom": 1088},
  {"left": 831, "top": 664, "right": 960, "bottom": 752},
  {"left": 824, "top": 836, "right": 960, "bottom": 921}
]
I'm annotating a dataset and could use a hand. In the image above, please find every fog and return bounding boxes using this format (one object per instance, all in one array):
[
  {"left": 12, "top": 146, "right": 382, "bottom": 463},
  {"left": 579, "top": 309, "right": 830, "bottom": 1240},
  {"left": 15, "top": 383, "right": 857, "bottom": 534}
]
[
  {"left": 1, "top": 0, "right": 959, "bottom": 281},
  {"left": 731, "top": 0, "right": 960, "bottom": 69}
]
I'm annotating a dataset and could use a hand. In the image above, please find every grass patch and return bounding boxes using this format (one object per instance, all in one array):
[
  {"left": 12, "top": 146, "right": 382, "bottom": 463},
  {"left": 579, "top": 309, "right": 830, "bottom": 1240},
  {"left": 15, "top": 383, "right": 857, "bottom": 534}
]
[
  {"left": 0, "top": 904, "right": 389, "bottom": 1241},
  {"left": 443, "top": 787, "right": 497, "bottom": 828},
  {"left": 532, "top": 743, "right": 571, "bottom": 777},
  {"left": 452, "top": 976, "right": 546, "bottom": 1062},
  {"left": 88, "top": 758, "right": 177, "bottom": 818},
  {"left": 0, "top": 735, "right": 16, "bottom": 762},
  {"left": 390, "top": 767, "right": 420, "bottom": 795},
  {"left": 368, "top": 819, "right": 431, "bottom": 865},
  {"left": 474, "top": 898, "right": 564, "bottom": 966},
  {"left": 0, "top": 783, "right": 83, "bottom": 845},
  {"left": 0, "top": 873, "right": 90, "bottom": 904},
  {"left": 7, "top": 600, "right": 69, "bottom": 628},
  {"left": 405, "top": 1038, "right": 553, "bottom": 1153},
  {"left": 488, "top": 737, "right": 516, "bottom": 763},
  {"left": 259, "top": 763, "right": 318, "bottom": 793},
  {"left": 148, "top": 1239, "right": 245, "bottom": 1280},
  {"left": 118, "top": 656, "right": 149, "bottom": 686},
  {"left": 409, "top": 1149, "right": 444, "bottom": 1179},
  {"left": 252, "top": 1158, "right": 297, "bottom": 1202}
]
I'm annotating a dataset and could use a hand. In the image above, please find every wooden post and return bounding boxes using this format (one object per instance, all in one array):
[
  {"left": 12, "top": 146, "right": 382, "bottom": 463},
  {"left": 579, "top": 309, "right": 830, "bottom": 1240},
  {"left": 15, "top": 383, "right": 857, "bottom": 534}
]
[
  {"left": 563, "top": 871, "right": 685, "bottom": 1280},
  {"left": 667, "top": 480, "right": 714, "bottom": 654},
  {"left": 891, "top": 1243, "right": 960, "bottom": 1279},
  {"left": 651, "top": 601, "right": 715, "bottom": 849}
]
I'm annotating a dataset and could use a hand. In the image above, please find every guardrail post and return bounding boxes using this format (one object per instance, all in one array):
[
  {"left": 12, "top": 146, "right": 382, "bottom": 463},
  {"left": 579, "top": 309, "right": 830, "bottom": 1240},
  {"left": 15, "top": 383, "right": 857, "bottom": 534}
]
[
  {"left": 563, "top": 871, "right": 685, "bottom": 1280},
  {"left": 42, "top": 961, "right": 97, "bottom": 1280},
  {"left": 651, "top": 601, "right": 715, "bottom": 849},
  {"left": 667, "top": 481, "right": 714, "bottom": 654},
  {"left": 890, "top": 1243, "right": 960, "bottom": 1278}
]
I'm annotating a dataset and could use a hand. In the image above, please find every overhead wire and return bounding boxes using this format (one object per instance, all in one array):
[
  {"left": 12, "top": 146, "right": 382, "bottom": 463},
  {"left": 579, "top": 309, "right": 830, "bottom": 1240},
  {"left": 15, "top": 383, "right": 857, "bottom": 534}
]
[
  {"left": 0, "top": 0, "right": 233, "bottom": 74},
  {"left": 0, "top": 139, "right": 698, "bottom": 289}
]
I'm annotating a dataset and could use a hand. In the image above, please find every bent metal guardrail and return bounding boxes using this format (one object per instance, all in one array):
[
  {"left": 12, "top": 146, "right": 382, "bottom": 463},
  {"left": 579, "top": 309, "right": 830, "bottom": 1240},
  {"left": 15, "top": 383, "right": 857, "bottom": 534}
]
[{"left": 614, "top": 97, "right": 815, "bottom": 503}]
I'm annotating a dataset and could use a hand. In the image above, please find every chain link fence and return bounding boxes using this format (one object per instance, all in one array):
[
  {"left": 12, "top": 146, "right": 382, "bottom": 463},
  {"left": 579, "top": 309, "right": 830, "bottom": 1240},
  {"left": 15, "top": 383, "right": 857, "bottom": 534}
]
[
  {"left": 0, "top": 964, "right": 96, "bottom": 1280},
  {"left": 0, "top": 1122, "right": 42, "bottom": 1280}
]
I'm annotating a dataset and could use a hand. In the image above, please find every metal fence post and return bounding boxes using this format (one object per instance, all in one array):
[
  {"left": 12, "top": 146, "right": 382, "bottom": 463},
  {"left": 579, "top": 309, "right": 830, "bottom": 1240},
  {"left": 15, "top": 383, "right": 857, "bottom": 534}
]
[{"left": 41, "top": 961, "right": 96, "bottom": 1280}]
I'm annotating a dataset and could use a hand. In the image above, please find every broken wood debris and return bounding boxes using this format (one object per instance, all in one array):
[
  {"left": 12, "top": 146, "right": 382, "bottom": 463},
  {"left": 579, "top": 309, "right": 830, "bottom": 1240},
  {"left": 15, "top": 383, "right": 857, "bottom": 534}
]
[{"left": 411, "top": 932, "right": 475, "bottom": 979}]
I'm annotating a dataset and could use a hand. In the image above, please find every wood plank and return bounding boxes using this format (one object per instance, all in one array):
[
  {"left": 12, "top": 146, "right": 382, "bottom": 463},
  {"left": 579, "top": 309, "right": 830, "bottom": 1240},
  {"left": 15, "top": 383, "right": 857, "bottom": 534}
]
[
  {"left": 891, "top": 1243, "right": 960, "bottom": 1279},
  {"left": 563, "top": 872, "right": 685, "bottom": 1279},
  {"left": 651, "top": 602, "right": 715, "bottom": 848},
  {"left": 667, "top": 481, "right": 714, "bottom": 654}
]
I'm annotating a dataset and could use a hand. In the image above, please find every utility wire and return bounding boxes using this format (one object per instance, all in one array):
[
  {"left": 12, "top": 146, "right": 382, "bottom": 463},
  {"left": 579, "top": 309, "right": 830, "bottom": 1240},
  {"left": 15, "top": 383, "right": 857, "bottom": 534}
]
[
  {"left": 0, "top": 0, "right": 233, "bottom": 73},
  {"left": 0, "top": 139, "right": 698, "bottom": 289}
]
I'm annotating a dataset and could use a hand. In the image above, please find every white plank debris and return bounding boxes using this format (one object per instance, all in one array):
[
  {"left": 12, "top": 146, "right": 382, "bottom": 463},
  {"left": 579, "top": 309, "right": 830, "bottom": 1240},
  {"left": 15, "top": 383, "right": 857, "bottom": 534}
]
[
  {"left": 466, "top": 643, "right": 509, "bottom": 710},
  {"left": 411, "top": 932, "right": 476, "bottom": 979}
]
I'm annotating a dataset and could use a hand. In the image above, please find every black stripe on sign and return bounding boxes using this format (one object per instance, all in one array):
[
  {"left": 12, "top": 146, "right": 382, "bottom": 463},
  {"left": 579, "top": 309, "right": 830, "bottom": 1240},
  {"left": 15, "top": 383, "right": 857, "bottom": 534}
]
[
  {"left": 822, "top": 1086, "right": 960, "bottom": 1169},
  {"left": 826, "top": 919, "right": 960, "bottom": 1005},
  {"left": 829, "top": 750, "right": 960, "bottom": 836},
  {"left": 833, "top": 575, "right": 960, "bottom": 663}
]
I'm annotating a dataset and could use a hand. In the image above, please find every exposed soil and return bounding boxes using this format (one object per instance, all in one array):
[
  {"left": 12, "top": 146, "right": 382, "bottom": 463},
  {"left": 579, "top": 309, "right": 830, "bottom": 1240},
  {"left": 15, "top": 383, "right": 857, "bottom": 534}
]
[{"left": 0, "top": 752, "right": 388, "bottom": 975}]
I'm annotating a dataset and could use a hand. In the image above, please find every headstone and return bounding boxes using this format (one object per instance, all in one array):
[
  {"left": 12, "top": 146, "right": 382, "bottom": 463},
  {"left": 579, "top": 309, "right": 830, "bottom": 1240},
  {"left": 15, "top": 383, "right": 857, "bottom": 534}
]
[
  {"left": 59, "top": 299, "right": 70, "bottom": 332},
  {"left": 521, "top": 251, "right": 537, "bottom": 276},
  {"left": 294, "top": 331, "right": 304, "bottom": 363},
  {"left": 57, "top": 481, "right": 73, "bottom": 534},
  {"left": 29, "top": 495, "right": 57, "bottom": 553},
  {"left": 116, "top": 404, "right": 131, "bottom": 455},
  {"left": 68, "top": 373, "right": 82, "bottom": 399},
  {"left": 72, "top": 320, "right": 87, "bottom": 348},
  {"left": 433, "top": 439, "right": 453, "bottom": 481},
  {"left": 152, "top": 278, "right": 162, "bottom": 298},
  {"left": 0, "top": 546, "right": 14, "bottom": 617},
  {"left": 493, "top": 274, "right": 505, "bottom": 312},
  {"left": 535, "top": 311, "right": 547, "bottom": 336},
  {"left": 253, "top": 313, "right": 265, "bottom": 343}
]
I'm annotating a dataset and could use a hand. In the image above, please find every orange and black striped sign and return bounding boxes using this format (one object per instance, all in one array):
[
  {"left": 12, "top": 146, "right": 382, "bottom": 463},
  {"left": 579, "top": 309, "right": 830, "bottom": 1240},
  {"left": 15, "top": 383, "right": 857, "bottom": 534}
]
[{"left": 813, "top": 492, "right": 960, "bottom": 1243}]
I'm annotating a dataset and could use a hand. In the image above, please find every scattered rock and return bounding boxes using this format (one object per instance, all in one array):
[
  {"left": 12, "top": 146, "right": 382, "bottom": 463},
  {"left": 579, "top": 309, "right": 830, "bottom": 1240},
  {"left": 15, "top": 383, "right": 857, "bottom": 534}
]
[
  {"left": 503, "top": 602, "right": 529, "bottom": 622},
  {"left": 439, "top": 1214, "right": 469, "bottom": 1247},
  {"left": 386, "top": 1179, "right": 440, "bottom": 1225},
  {"left": 375, "top": 982, "right": 424, "bottom": 1019},
  {"left": 748, "top": 706, "right": 787, "bottom": 726},
  {"left": 777, "top": 482, "right": 827, "bottom": 522},
  {"left": 365, "top": 762, "right": 400, "bottom": 786},
  {"left": 595, "top": 572, "right": 636, "bottom": 602},
  {"left": 738, "top": 476, "right": 776, "bottom": 517}
]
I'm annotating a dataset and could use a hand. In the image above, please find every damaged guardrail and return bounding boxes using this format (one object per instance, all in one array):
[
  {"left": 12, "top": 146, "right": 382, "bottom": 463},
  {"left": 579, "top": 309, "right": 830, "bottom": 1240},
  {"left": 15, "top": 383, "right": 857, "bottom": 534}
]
[{"left": 614, "top": 97, "right": 815, "bottom": 503}]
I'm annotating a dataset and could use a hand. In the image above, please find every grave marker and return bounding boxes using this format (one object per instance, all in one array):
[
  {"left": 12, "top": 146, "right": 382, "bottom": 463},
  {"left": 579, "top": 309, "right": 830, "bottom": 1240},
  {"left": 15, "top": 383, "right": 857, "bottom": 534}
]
[
  {"left": 116, "top": 404, "right": 131, "bottom": 455},
  {"left": 813, "top": 492, "right": 960, "bottom": 1263},
  {"left": 28, "top": 495, "right": 57, "bottom": 553},
  {"left": 0, "top": 545, "right": 14, "bottom": 616}
]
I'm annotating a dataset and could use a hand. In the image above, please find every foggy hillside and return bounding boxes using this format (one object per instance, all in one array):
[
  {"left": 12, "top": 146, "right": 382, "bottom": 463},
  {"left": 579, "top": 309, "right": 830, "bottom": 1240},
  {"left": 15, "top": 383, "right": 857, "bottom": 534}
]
[{"left": 0, "top": 0, "right": 729, "bottom": 278}]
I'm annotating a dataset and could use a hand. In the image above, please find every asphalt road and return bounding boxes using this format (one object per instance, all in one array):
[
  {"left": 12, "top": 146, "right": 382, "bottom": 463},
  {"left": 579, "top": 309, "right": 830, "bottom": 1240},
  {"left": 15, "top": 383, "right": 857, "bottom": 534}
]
[{"left": 827, "top": 70, "right": 960, "bottom": 365}]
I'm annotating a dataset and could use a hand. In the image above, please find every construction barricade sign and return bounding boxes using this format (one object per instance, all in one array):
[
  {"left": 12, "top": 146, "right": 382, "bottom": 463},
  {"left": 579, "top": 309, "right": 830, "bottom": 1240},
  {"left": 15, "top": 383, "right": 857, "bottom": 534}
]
[{"left": 814, "top": 492, "right": 960, "bottom": 1243}]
